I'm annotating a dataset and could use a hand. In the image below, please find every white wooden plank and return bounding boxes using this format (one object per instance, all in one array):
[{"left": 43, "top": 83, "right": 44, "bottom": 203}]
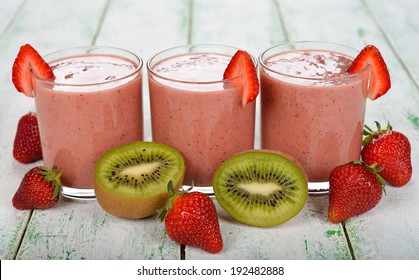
[
  {"left": 186, "top": 0, "right": 352, "bottom": 260},
  {"left": 15, "top": 198, "right": 178, "bottom": 260},
  {"left": 345, "top": 185, "right": 419, "bottom": 259},
  {"left": 278, "top": 0, "right": 419, "bottom": 259},
  {"left": 191, "top": 0, "right": 286, "bottom": 56},
  {"left": 345, "top": 0, "right": 419, "bottom": 255},
  {"left": 187, "top": 196, "right": 351, "bottom": 259},
  {"left": 94, "top": 0, "right": 190, "bottom": 58},
  {"left": 365, "top": 0, "right": 419, "bottom": 88},
  {"left": 0, "top": 0, "right": 418, "bottom": 261},
  {"left": 9, "top": 0, "right": 191, "bottom": 260},
  {"left": 0, "top": 0, "right": 25, "bottom": 39},
  {"left": 0, "top": 0, "right": 109, "bottom": 260}
]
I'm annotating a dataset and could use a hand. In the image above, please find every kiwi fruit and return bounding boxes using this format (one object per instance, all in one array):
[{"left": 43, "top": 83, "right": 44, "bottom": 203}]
[
  {"left": 94, "top": 141, "right": 185, "bottom": 219},
  {"left": 213, "top": 150, "right": 308, "bottom": 227}
]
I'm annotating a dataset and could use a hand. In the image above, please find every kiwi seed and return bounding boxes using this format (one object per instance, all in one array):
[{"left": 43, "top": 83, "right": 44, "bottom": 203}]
[
  {"left": 94, "top": 141, "right": 185, "bottom": 219},
  {"left": 213, "top": 150, "right": 308, "bottom": 227}
]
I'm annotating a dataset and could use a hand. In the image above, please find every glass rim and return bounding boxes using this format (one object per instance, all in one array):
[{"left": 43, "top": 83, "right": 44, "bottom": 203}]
[
  {"left": 30, "top": 45, "right": 143, "bottom": 87},
  {"left": 147, "top": 43, "right": 257, "bottom": 85},
  {"left": 258, "top": 41, "right": 370, "bottom": 82}
]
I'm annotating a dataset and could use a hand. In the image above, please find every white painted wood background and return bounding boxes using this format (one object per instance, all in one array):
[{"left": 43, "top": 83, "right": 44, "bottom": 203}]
[{"left": 0, "top": 0, "right": 418, "bottom": 260}]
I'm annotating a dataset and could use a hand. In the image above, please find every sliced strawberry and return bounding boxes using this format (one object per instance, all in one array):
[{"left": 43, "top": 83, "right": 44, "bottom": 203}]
[
  {"left": 224, "top": 50, "right": 259, "bottom": 106},
  {"left": 12, "top": 44, "right": 54, "bottom": 97},
  {"left": 347, "top": 45, "right": 391, "bottom": 100}
]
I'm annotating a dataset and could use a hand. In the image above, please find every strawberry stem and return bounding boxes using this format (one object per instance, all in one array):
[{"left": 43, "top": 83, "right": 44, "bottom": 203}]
[
  {"left": 351, "top": 160, "right": 385, "bottom": 187},
  {"left": 157, "top": 181, "right": 194, "bottom": 222},
  {"left": 362, "top": 121, "right": 392, "bottom": 146},
  {"left": 39, "top": 165, "right": 63, "bottom": 199},
  {"left": 157, "top": 180, "right": 177, "bottom": 222}
]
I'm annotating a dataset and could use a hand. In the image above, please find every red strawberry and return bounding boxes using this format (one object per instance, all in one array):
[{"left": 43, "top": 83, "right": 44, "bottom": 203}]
[
  {"left": 13, "top": 112, "right": 42, "bottom": 163},
  {"left": 328, "top": 161, "right": 384, "bottom": 223},
  {"left": 361, "top": 122, "right": 412, "bottom": 187},
  {"left": 224, "top": 50, "right": 259, "bottom": 107},
  {"left": 12, "top": 166, "right": 63, "bottom": 210},
  {"left": 347, "top": 45, "right": 391, "bottom": 100},
  {"left": 158, "top": 182, "right": 223, "bottom": 254},
  {"left": 12, "top": 44, "right": 54, "bottom": 97}
]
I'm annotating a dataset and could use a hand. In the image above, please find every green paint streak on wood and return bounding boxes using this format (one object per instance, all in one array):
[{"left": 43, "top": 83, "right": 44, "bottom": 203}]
[
  {"left": 65, "top": 249, "right": 84, "bottom": 260},
  {"left": 181, "top": 0, "right": 192, "bottom": 43},
  {"left": 157, "top": 228, "right": 167, "bottom": 259},
  {"left": 325, "top": 229, "right": 343, "bottom": 237},
  {"left": 148, "top": 248, "right": 155, "bottom": 260},
  {"left": 4, "top": 216, "right": 26, "bottom": 259},
  {"left": 346, "top": 221, "right": 370, "bottom": 259},
  {"left": 408, "top": 112, "right": 419, "bottom": 130},
  {"left": 66, "top": 249, "right": 74, "bottom": 260},
  {"left": 68, "top": 210, "right": 74, "bottom": 221}
]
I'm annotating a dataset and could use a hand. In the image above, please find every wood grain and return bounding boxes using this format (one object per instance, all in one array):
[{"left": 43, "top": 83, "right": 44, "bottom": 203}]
[{"left": 0, "top": 0, "right": 418, "bottom": 260}]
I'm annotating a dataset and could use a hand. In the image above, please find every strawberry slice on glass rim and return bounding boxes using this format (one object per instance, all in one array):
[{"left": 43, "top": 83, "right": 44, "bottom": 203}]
[
  {"left": 12, "top": 44, "right": 55, "bottom": 97},
  {"left": 347, "top": 44, "right": 391, "bottom": 100},
  {"left": 223, "top": 50, "right": 259, "bottom": 107}
]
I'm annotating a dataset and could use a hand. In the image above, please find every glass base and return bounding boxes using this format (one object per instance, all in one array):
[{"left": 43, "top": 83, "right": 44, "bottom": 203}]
[
  {"left": 181, "top": 182, "right": 329, "bottom": 196},
  {"left": 180, "top": 185, "right": 214, "bottom": 196},
  {"left": 62, "top": 186, "right": 96, "bottom": 200},
  {"left": 308, "top": 181, "right": 330, "bottom": 194}
]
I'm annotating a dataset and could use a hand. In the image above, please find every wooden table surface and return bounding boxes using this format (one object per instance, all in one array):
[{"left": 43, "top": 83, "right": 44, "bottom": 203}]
[{"left": 1, "top": 0, "right": 418, "bottom": 260}]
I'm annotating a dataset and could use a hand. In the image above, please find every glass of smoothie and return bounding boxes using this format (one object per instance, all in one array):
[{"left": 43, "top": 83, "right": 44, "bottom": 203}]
[
  {"left": 147, "top": 44, "right": 256, "bottom": 193},
  {"left": 259, "top": 41, "right": 369, "bottom": 193},
  {"left": 32, "top": 46, "right": 143, "bottom": 199}
]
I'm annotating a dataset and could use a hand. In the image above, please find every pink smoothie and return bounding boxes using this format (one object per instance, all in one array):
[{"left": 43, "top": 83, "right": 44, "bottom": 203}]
[
  {"left": 149, "top": 53, "right": 255, "bottom": 186},
  {"left": 34, "top": 54, "right": 143, "bottom": 190},
  {"left": 260, "top": 50, "right": 368, "bottom": 182}
]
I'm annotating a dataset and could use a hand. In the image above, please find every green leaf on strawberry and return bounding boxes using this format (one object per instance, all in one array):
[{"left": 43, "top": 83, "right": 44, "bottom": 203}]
[{"left": 12, "top": 166, "right": 63, "bottom": 210}]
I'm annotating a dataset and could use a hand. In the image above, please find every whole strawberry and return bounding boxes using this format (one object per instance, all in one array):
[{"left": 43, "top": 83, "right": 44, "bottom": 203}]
[
  {"left": 328, "top": 161, "right": 384, "bottom": 223},
  {"left": 362, "top": 122, "right": 412, "bottom": 187},
  {"left": 13, "top": 112, "right": 43, "bottom": 164},
  {"left": 158, "top": 181, "right": 223, "bottom": 254},
  {"left": 12, "top": 166, "right": 63, "bottom": 210}
]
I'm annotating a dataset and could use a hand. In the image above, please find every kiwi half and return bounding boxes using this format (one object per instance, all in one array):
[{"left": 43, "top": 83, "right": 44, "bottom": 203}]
[
  {"left": 94, "top": 141, "right": 185, "bottom": 219},
  {"left": 213, "top": 150, "right": 308, "bottom": 227}
]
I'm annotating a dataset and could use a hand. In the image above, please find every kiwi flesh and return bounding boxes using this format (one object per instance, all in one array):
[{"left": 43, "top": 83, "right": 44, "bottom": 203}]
[
  {"left": 94, "top": 141, "right": 185, "bottom": 219},
  {"left": 213, "top": 150, "right": 308, "bottom": 227}
]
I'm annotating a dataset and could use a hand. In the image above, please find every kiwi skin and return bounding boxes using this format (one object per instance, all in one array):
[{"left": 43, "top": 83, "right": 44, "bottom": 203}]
[
  {"left": 213, "top": 149, "right": 308, "bottom": 227},
  {"left": 94, "top": 178, "right": 182, "bottom": 219},
  {"left": 94, "top": 141, "right": 185, "bottom": 219}
]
